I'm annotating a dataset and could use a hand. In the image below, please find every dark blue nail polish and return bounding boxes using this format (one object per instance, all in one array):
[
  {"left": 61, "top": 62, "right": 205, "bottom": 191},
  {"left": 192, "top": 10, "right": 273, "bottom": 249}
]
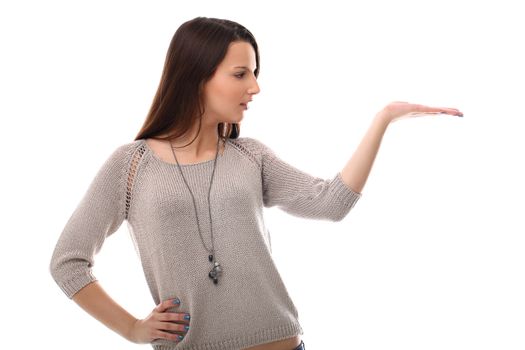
[
  {"left": 178, "top": 334, "right": 184, "bottom": 340},
  {"left": 184, "top": 314, "right": 191, "bottom": 320},
  {"left": 185, "top": 325, "right": 190, "bottom": 331},
  {"left": 173, "top": 298, "right": 180, "bottom": 305}
]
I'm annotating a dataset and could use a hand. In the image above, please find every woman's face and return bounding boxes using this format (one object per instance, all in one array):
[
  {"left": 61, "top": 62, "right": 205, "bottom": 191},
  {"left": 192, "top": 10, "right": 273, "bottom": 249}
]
[{"left": 202, "top": 41, "right": 260, "bottom": 124}]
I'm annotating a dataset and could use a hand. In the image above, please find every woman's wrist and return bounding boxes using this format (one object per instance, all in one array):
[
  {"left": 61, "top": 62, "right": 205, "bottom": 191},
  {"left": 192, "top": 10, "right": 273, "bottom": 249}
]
[
  {"left": 124, "top": 317, "right": 140, "bottom": 343},
  {"left": 374, "top": 110, "right": 393, "bottom": 126}
]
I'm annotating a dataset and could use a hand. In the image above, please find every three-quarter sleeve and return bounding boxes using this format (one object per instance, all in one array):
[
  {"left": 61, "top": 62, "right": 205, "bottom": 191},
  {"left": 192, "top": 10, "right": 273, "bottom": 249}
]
[
  {"left": 49, "top": 143, "right": 132, "bottom": 299},
  {"left": 260, "top": 141, "right": 362, "bottom": 221}
]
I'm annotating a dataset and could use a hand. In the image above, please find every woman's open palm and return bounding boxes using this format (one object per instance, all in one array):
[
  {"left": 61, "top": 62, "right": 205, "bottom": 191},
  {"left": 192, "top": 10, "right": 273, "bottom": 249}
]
[{"left": 379, "top": 101, "right": 463, "bottom": 123}]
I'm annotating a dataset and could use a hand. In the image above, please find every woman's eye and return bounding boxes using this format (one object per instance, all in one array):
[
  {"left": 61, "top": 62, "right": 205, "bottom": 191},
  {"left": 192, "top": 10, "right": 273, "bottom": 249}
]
[{"left": 235, "top": 73, "right": 245, "bottom": 78}]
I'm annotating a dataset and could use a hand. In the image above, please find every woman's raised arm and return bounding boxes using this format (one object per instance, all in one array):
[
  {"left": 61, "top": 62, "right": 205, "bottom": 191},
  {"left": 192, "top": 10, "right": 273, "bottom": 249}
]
[{"left": 340, "top": 101, "right": 463, "bottom": 193}]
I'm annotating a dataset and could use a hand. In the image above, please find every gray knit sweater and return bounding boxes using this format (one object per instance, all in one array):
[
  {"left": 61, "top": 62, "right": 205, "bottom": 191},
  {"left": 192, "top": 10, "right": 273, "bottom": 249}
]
[{"left": 50, "top": 136, "right": 362, "bottom": 350}]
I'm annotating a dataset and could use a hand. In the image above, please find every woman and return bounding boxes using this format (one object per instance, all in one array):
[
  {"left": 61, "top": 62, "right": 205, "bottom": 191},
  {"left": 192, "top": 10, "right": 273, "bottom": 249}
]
[{"left": 49, "top": 17, "right": 463, "bottom": 350}]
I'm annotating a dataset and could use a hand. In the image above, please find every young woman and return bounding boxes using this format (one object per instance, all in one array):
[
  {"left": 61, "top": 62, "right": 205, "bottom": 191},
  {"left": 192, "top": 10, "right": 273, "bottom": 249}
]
[{"left": 50, "top": 16, "right": 463, "bottom": 350}]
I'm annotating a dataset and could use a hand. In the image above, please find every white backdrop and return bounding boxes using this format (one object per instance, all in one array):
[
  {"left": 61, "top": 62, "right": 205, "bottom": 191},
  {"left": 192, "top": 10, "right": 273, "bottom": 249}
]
[{"left": 1, "top": 0, "right": 524, "bottom": 349}]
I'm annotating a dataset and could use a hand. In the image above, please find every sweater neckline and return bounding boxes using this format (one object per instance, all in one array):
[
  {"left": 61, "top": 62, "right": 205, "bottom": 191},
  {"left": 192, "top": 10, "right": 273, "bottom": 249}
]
[{"left": 141, "top": 138, "right": 231, "bottom": 167}]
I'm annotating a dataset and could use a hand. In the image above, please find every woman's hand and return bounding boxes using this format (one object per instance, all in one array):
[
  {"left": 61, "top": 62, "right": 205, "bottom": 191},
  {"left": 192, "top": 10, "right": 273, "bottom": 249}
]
[
  {"left": 377, "top": 101, "right": 463, "bottom": 124},
  {"left": 127, "top": 298, "right": 190, "bottom": 344}
]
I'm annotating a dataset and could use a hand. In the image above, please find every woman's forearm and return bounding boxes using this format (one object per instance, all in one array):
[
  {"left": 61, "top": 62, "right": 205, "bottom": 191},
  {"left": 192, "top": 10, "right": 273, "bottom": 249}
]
[
  {"left": 72, "top": 281, "right": 138, "bottom": 341},
  {"left": 340, "top": 113, "right": 390, "bottom": 194}
]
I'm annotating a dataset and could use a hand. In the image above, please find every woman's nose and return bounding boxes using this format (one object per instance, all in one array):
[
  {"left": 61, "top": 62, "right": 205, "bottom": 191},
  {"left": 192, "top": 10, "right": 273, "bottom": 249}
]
[{"left": 249, "top": 79, "right": 260, "bottom": 95}]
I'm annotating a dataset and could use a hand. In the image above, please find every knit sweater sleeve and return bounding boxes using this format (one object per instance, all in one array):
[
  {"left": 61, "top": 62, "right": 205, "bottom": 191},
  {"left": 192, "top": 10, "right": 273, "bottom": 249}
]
[
  {"left": 49, "top": 143, "right": 133, "bottom": 299},
  {"left": 256, "top": 138, "right": 362, "bottom": 221}
]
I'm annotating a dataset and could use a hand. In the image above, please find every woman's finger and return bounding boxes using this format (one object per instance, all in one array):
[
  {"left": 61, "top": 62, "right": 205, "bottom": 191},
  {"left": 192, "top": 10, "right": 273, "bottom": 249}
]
[
  {"left": 416, "top": 105, "right": 443, "bottom": 113},
  {"left": 155, "top": 298, "right": 181, "bottom": 313},
  {"left": 155, "top": 320, "right": 189, "bottom": 333},
  {"left": 418, "top": 105, "right": 463, "bottom": 116},
  {"left": 439, "top": 108, "right": 463, "bottom": 116},
  {"left": 152, "top": 329, "right": 185, "bottom": 342},
  {"left": 157, "top": 311, "right": 191, "bottom": 323},
  {"left": 437, "top": 106, "right": 460, "bottom": 111}
]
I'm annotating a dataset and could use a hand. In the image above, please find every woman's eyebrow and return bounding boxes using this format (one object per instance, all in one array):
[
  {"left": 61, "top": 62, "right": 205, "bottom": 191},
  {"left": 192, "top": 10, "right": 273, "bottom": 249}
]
[{"left": 233, "top": 66, "right": 255, "bottom": 71}]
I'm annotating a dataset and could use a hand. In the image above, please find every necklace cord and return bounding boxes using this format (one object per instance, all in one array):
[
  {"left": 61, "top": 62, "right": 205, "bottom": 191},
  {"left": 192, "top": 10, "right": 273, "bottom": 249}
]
[{"left": 169, "top": 136, "right": 223, "bottom": 284}]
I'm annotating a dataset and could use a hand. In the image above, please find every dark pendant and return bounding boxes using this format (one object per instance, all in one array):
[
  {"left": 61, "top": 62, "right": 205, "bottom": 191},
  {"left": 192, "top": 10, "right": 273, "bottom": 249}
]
[
  {"left": 208, "top": 254, "right": 213, "bottom": 262},
  {"left": 208, "top": 261, "right": 222, "bottom": 284}
]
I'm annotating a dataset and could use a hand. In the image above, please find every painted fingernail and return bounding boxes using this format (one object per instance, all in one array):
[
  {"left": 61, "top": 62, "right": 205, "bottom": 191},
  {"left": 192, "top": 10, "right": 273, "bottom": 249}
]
[
  {"left": 185, "top": 325, "right": 190, "bottom": 331},
  {"left": 173, "top": 298, "right": 180, "bottom": 305},
  {"left": 178, "top": 334, "right": 184, "bottom": 340},
  {"left": 184, "top": 314, "right": 191, "bottom": 320}
]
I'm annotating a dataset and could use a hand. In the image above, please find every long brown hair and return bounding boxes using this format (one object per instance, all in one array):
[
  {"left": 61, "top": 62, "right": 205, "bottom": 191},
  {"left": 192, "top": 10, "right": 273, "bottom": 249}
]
[{"left": 134, "top": 17, "right": 260, "bottom": 146}]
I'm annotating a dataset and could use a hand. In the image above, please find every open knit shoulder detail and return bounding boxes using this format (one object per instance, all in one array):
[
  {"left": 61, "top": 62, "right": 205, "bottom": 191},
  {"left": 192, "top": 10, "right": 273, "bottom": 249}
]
[
  {"left": 125, "top": 140, "right": 147, "bottom": 220},
  {"left": 228, "top": 137, "right": 276, "bottom": 171}
]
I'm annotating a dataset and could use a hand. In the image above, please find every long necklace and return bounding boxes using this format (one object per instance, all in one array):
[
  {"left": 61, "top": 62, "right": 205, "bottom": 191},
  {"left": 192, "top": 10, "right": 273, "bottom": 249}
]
[{"left": 170, "top": 136, "right": 223, "bottom": 285}]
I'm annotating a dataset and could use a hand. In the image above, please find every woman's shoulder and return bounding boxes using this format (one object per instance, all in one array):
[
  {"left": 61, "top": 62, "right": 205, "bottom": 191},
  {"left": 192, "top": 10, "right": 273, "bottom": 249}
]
[
  {"left": 98, "top": 139, "right": 146, "bottom": 170},
  {"left": 228, "top": 136, "right": 276, "bottom": 169},
  {"left": 228, "top": 136, "right": 273, "bottom": 159},
  {"left": 113, "top": 139, "right": 147, "bottom": 157}
]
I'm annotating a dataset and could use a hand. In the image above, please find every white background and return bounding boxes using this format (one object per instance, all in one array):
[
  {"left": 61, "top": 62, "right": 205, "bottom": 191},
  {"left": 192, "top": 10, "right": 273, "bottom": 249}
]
[{"left": 1, "top": 0, "right": 524, "bottom": 349}]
